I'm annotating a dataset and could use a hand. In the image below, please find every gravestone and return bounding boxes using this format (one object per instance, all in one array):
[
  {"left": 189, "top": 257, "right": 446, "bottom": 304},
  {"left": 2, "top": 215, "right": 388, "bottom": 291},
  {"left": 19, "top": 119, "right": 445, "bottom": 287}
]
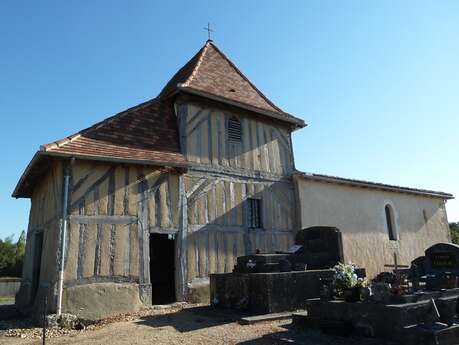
[
  {"left": 410, "top": 243, "right": 459, "bottom": 291},
  {"left": 294, "top": 226, "right": 344, "bottom": 270},
  {"left": 232, "top": 227, "right": 346, "bottom": 274},
  {"left": 425, "top": 243, "right": 459, "bottom": 275},
  {"left": 424, "top": 243, "right": 459, "bottom": 290}
]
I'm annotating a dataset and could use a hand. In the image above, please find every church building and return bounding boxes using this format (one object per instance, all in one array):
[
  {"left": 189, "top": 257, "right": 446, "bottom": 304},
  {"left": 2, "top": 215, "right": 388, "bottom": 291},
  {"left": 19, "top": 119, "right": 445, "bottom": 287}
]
[{"left": 13, "top": 41, "right": 453, "bottom": 320}]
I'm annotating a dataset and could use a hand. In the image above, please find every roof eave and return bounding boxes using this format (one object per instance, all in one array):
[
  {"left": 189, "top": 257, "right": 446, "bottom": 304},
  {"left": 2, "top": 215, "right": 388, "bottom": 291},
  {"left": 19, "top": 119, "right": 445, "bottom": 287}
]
[
  {"left": 13, "top": 150, "right": 189, "bottom": 199},
  {"left": 12, "top": 151, "right": 45, "bottom": 198},
  {"left": 42, "top": 151, "right": 189, "bottom": 170},
  {"left": 177, "top": 85, "right": 306, "bottom": 129},
  {"left": 294, "top": 171, "right": 454, "bottom": 200}
]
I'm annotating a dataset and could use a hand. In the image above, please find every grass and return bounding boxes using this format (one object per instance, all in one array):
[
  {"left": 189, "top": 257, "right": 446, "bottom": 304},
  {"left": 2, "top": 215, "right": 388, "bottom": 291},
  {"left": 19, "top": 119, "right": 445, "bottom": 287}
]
[{"left": 0, "top": 296, "right": 15, "bottom": 303}]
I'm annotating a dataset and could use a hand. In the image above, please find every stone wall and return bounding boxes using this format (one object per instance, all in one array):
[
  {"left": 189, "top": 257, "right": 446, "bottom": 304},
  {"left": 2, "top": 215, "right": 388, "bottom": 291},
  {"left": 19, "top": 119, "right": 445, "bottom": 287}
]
[{"left": 0, "top": 278, "right": 21, "bottom": 297}]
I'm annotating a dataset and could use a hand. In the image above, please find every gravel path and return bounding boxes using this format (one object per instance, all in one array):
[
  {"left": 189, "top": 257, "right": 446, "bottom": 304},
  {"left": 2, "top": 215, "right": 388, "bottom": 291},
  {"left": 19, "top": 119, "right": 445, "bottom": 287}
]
[{"left": 0, "top": 304, "right": 390, "bottom": 345}]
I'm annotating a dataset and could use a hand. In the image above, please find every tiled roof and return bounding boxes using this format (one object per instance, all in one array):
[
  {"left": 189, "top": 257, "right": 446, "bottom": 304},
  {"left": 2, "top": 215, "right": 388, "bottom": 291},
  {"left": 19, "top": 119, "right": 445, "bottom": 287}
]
[
  {"left": 41, "top": 98, "right": 185, "bottom": 165},
  {"left": 296, "top": 171, "right": 454, "bottom": 200},
  {"left": 159, "top": 41, "right": 305, "bottom": 127},
  {"left": 13, "top": 98, "right": 186, "bottom": 197}
]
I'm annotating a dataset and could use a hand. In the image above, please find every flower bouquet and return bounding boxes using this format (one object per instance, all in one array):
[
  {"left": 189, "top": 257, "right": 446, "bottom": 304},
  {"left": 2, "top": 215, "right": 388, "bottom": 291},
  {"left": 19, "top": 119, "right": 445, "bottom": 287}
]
[{"left": 334, "top": 262, "right": 369, "bottom": 302}]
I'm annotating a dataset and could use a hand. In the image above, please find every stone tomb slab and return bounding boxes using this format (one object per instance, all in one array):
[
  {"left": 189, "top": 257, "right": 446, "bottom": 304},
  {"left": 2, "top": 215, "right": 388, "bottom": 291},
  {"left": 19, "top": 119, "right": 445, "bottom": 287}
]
[
  {"left": 210, "top": 269, "right": 334, "bottom": 315},
  {"left": 295, "top": 297, "right": 459, "bottom": 345}
]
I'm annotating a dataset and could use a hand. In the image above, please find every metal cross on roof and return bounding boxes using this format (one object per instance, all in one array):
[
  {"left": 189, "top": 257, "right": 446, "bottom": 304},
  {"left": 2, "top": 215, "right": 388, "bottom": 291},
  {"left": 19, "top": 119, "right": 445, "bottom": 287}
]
[{"left": 203, "top": 23, "right": 214, "bottom": 41}]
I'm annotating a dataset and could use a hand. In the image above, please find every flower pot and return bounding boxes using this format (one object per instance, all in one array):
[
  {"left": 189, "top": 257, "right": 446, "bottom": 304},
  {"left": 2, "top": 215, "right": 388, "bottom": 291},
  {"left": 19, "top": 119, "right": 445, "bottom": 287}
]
[{"left": 343, "top": 287, "right": 361, "bottom": 302}]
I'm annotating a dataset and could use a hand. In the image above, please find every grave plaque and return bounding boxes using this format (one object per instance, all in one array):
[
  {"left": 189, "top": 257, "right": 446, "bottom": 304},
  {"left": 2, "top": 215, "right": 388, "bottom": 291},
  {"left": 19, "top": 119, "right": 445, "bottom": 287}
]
[{"left": 430, "top": 253, "right": 456, "bottom": 269}]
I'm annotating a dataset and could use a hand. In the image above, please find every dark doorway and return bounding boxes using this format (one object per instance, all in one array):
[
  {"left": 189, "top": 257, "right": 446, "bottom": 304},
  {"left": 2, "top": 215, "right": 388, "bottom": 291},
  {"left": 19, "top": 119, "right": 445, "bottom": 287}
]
[
  {"left": 149, "top": 233, "right": 176, "bottom": 304},
  {"left": 31, "top": 232, "right": 43, "bottom": 301}
]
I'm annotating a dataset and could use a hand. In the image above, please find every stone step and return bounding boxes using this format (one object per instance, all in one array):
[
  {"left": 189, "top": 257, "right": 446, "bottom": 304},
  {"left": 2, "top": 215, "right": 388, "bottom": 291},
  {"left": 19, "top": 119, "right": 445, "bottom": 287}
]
[
  {"left": 239, "top": 311, "right": 294, "bottom": 325},
  {"left": 292, "top": 311, "right": 317, "bottom": 329}
]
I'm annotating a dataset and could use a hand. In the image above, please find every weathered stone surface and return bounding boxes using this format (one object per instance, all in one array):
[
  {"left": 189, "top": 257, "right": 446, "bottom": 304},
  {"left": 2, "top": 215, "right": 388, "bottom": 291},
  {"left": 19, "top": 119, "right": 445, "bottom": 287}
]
[
  {"left": 297, "top": 298, "right": 459, "bottom": 345},
  {"left": 63, "top": 282, "right": 143, "bottom": 320},
  {"left": 295, "top": 227, "right": 344, "bottom": 270},
  {"left": 239, "top": 311, "right": 293, "bottom": 325},
  {"left": 303, "top": 299, "right": 434, "bottom": 337},
  {"left": 187, "top": 278, "right": 210, "bottom": 303},
  {"left": 211, "top": 269, "right": 334, "bottom": 314}
]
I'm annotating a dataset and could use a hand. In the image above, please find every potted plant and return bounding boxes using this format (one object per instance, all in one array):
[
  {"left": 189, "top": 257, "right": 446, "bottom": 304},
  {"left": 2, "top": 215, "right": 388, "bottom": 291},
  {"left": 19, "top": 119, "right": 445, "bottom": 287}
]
[{"left": 334, "top": 263, "right": 368, "bottom": 302}]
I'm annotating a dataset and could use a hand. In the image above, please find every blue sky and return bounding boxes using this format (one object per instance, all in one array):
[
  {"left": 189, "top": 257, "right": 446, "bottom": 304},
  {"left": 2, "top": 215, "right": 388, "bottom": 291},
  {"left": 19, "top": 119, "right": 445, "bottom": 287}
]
[{"left": 1, "top": 1, "right": 458, "bottom": 240}]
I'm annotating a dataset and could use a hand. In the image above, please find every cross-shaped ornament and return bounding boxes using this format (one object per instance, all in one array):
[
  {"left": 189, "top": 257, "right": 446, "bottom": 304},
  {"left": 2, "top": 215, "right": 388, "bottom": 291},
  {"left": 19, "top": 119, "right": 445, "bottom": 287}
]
[
  {"left": 384, "top": 252, "right": 409, "bottom": 287},
  {"left": 203, "top": 23, "right": 214, "bottom": 41}
]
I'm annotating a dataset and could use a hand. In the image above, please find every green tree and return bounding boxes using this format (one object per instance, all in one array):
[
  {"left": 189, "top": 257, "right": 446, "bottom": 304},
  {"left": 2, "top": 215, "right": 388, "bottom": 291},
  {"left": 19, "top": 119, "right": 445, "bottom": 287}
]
[
  {"left": 0, "top": 231, "right": 26, "bottom": 277},
  {"left": 14, "top": 231, "right": 26, "bottom": 276},
  {"left": 450, "top": 222, "right": 459, "bottom": 245},
  {"left": 0, "top": 236, "right": 17, "bottom": 276}
]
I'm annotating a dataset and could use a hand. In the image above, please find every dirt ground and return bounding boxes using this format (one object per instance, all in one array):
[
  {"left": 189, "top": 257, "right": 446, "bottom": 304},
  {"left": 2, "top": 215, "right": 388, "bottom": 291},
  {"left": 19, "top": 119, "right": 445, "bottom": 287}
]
[{"left": 0, "top": 304, "right": 389, "bottom": 345}]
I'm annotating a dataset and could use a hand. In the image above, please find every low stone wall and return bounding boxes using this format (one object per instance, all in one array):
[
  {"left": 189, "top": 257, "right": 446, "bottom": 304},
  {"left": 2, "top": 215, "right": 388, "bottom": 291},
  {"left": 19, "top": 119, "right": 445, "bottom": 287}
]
[
  {"left": 0, "top": 277, "right": 21, "bottom": 297},
  {"left": 62, "top": 282, "right": 143, "bottom": 321}
]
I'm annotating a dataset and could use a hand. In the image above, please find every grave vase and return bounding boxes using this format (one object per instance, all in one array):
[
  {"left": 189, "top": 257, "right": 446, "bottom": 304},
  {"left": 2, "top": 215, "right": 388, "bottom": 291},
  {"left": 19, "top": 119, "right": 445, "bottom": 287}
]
[{"left": 343, "top": 287, "right": 361, "bottom": 302}]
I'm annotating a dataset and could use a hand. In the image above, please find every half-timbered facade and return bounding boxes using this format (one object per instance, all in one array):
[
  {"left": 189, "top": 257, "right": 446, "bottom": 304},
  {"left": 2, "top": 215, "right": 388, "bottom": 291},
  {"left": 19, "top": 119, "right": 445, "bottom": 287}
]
[{"left": 13, "top": 41, "right": 305, "bottom": 319}]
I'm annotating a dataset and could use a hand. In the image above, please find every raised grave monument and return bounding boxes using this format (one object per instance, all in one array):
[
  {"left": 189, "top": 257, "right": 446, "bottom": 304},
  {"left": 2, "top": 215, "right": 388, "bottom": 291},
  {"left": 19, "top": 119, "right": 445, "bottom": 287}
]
[
  {"left": 210, "top": 226, "right": 353, "bottom": 315},
  {"left": 293, "top": 242, "right": 459, "bottom": 345}
]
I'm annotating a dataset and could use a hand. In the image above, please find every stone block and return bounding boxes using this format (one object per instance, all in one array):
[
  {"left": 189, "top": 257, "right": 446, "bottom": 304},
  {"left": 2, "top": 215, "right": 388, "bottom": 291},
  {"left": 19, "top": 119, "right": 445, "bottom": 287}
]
[
  {"left": 211, "top": 269, "right": 334, "bottom": 314},
  {"left": 187, "top": 277, "right": 210, "bottom": 303},
  {"left": 63, "top": 282, "right": 143, "bottom": 321}
]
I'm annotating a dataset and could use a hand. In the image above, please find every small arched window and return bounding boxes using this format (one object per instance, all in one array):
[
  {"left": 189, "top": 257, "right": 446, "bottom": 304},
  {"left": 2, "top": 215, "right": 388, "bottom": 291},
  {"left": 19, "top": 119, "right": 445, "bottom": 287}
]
[
  {"left": 228, "top": 117, "right": 242, "bottom": 143},
  {"left": 385, "top": 204, "right": 397, "bottom": 241}
]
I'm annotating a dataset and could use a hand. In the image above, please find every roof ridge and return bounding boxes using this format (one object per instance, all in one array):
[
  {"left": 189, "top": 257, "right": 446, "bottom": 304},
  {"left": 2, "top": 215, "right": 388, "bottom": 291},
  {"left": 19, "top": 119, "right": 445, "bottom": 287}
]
[
  {"left": 207, "top": 42, "right": 284, "bottom": 113},
  {"left": 296, "top": 171, "right": 454, "bottom": 199},
  {"left": 41, "top": 98, "right": 158, "bottom": 151},
  {"left": 157, "top": 44, "right": 207, "bottom": 99},
  {"left": 181, "top": 41, "right": 211, "bottom": 87}
]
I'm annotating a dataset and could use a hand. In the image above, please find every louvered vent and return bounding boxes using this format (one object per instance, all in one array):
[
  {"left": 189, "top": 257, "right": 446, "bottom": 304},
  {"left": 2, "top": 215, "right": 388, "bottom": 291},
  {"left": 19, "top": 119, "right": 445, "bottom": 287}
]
[{"left": 228, "top": 117, "right": 242, "bottom": 143}]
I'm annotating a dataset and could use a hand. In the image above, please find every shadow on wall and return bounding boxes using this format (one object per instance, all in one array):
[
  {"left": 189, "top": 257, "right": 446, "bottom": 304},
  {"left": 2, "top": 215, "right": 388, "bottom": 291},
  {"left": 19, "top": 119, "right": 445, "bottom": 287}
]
[{"left": 185, "top": 182, "right": 295, "bottom": 281}]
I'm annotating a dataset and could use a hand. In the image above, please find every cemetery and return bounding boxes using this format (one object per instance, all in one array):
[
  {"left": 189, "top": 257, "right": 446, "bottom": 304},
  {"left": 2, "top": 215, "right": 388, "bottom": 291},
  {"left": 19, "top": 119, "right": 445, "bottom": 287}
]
[
  {"left": 210, "top": 227, "right": 363, "bottom": 314},
  {"left": 211, "top": 227, "right": 459, "bottom": 345}
]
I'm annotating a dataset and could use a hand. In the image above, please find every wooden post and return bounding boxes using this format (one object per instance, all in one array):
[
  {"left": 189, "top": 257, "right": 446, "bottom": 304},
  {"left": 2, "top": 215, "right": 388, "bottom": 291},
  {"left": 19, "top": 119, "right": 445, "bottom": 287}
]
[
  {"left": 42, "top": 293, "right": 47, "bottom": 345},
  {"left": 178, "top": 175, "right": 188, "bottom": 300}
]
